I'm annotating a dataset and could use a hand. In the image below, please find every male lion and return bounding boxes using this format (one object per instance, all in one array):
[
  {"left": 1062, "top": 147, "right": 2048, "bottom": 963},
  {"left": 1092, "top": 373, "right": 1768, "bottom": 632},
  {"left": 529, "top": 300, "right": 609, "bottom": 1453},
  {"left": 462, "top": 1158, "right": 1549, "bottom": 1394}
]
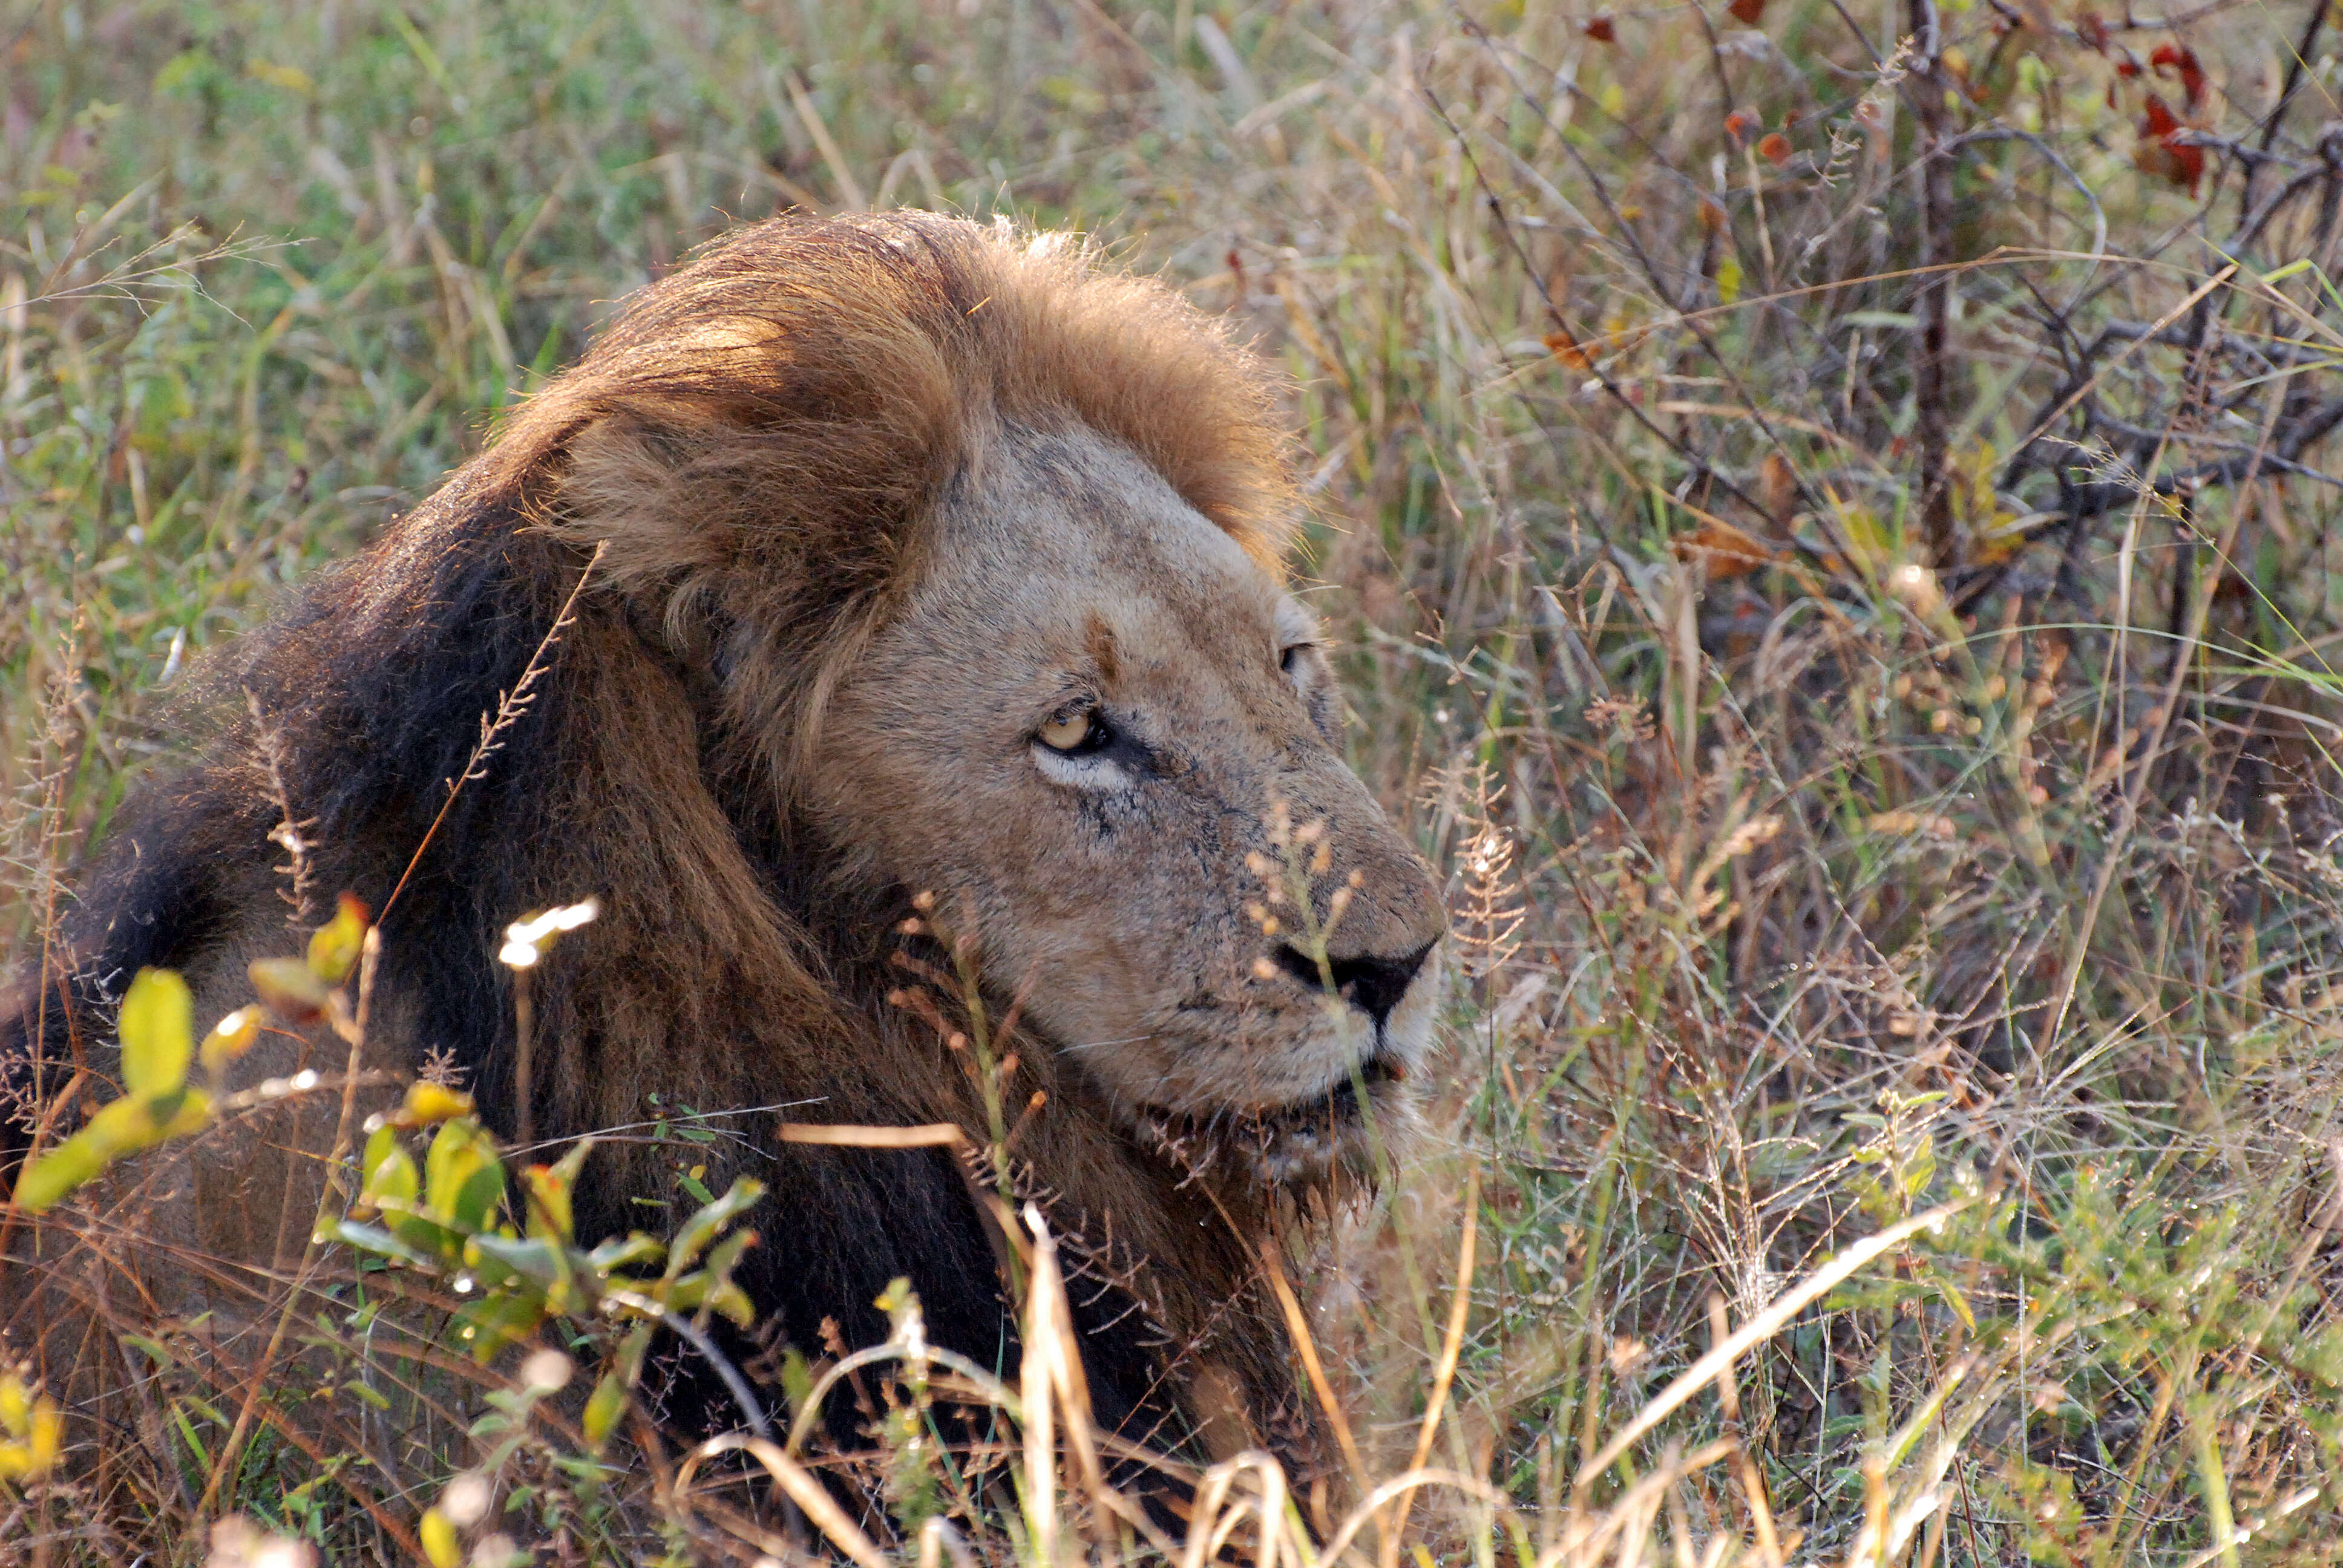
[{"left": 2, "top": 214, "right": 1445, "bottom": 1471}]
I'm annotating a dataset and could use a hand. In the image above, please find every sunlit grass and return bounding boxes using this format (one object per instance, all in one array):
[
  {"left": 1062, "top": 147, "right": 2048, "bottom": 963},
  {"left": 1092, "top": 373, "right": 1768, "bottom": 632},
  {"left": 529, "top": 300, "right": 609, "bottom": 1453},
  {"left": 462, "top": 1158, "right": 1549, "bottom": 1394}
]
[{"left": 7, "top": 0, "right": 2343, "bottom": 1562}]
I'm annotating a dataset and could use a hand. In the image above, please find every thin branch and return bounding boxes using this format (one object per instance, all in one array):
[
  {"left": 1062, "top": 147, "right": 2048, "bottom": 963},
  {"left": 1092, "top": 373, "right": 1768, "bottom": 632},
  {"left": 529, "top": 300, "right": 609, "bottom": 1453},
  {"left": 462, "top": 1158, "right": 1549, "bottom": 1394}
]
[{"left": 378, "top": 541, "right": 607, "bottom": 923}]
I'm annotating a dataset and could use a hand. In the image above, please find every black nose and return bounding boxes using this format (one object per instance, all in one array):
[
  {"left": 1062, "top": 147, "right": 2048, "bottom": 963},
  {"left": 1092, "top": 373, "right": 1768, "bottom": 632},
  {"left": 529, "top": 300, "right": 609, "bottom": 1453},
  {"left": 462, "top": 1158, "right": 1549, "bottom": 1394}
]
[{"left": 1272, "top": 941, "right": 1436, "bottom": 1027}]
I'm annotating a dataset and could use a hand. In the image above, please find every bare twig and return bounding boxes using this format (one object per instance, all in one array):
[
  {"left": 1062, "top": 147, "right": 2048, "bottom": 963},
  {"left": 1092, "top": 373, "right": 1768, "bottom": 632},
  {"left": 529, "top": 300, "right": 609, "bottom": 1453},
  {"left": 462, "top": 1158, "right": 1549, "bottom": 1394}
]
[{"left": 378, "top": 541, "right": 606, "bottom": 923}]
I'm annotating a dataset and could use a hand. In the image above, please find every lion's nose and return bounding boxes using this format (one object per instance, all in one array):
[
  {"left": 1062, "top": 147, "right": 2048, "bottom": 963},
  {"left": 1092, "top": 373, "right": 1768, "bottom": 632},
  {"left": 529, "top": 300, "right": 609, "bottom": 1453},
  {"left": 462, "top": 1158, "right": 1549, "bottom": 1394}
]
[{"left": 1273, "top": 941, "right": 1436, "bottom": 1027}]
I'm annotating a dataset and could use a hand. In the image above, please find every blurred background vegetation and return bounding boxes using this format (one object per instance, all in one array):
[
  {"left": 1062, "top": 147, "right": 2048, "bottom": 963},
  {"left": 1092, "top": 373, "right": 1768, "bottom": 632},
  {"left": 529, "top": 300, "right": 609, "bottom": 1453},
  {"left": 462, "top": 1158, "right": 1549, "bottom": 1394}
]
[{"left": 8, "top": 0, "right": 2343, "bottom": 1562}]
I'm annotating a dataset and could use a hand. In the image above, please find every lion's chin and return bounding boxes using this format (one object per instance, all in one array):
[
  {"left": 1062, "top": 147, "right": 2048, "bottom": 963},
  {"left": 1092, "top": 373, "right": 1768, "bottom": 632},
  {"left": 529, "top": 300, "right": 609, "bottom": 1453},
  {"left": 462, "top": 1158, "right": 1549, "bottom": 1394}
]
[{"left": 1129, "top": 1056, "right": 1419, "bottom": 1191}]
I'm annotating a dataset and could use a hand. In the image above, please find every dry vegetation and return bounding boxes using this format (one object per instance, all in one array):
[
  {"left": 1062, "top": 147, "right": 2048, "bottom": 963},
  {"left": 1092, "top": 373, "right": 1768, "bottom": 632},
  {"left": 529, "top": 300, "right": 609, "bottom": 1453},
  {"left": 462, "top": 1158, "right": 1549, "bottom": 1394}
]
[{"left": 8, "top": 0, "right": 2343, "bottom": 1563}]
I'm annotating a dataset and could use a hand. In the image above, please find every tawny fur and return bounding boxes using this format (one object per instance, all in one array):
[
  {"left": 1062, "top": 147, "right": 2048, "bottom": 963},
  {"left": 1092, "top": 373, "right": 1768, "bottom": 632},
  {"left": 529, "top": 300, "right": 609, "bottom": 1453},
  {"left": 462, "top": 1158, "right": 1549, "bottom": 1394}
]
[{"left": 3, "top": 213, "right": 1446, "bottom": 1472}]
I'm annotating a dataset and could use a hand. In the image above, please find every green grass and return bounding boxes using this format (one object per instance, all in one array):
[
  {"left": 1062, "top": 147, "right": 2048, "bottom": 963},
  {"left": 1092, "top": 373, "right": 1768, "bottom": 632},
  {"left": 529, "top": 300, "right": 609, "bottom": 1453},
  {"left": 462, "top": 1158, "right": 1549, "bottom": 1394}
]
[{"left": 8, "top": 0, "right": 2343, "bottom": 1562}]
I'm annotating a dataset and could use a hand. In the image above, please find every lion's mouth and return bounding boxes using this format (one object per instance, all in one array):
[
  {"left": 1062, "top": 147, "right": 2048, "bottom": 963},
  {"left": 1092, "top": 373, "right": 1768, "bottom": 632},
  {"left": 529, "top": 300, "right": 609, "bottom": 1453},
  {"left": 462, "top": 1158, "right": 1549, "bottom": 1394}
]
[
  {"left": 1130, "top": 1053, "right": 1411, "bottom": 1186},
  {"left": 1253, "top": 1050, "right": 1405, "bottom": 1125}
]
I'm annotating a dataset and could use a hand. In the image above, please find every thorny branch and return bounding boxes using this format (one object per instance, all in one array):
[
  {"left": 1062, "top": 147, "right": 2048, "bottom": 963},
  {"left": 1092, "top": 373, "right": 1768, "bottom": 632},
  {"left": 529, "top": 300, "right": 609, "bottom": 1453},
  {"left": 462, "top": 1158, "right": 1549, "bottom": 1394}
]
[{"left": 1440, "top": 6, "right": 2343, "bottom": 612}]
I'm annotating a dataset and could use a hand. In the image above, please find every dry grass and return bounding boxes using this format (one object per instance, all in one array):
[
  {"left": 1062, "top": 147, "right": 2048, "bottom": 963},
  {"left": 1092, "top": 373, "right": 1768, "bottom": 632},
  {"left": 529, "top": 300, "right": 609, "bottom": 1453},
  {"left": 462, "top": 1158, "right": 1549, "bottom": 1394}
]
[{"left": 7, "top": 0, "right": 2343, "bottom": 1563}]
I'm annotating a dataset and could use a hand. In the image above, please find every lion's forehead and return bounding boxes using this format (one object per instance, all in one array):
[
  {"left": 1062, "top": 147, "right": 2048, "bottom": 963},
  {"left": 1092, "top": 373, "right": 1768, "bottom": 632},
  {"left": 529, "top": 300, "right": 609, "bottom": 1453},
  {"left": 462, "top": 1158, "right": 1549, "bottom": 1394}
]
[{"left": 943, "top": 425, "right": 1280, "bottom": 639}]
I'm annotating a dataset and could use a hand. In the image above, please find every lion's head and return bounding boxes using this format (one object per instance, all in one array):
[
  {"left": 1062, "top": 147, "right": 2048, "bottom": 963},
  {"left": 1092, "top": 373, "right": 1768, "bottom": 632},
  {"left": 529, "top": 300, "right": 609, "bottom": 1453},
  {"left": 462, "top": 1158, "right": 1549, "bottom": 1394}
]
[{"left": 537, "top": 214, "right": 1446, "bottom": 1191}]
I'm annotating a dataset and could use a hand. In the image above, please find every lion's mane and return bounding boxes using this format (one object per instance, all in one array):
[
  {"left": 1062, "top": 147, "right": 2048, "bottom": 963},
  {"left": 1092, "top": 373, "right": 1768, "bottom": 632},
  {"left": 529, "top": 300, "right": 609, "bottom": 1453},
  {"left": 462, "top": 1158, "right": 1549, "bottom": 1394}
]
[{"left": 5, "top": 214, "right": 1322, "bottom": 1460}]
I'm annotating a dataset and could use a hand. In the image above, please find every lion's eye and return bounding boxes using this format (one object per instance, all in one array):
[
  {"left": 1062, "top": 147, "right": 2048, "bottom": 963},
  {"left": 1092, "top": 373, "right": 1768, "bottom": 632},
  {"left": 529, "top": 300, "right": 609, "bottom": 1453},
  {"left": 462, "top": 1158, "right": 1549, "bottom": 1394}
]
[{"left": 1037, "top": 707, "right": 1107, "bottom": 754}]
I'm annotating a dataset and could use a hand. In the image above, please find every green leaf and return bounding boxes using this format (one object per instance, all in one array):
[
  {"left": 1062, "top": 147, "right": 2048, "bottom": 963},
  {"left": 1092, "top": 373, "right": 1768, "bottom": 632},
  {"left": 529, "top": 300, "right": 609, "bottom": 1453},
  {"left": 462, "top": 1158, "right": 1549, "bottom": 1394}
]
[
  {"left": 331, "top": 1220, "right": 442, "bottom": 1270},
  {"left": 779, "top": 1346, "right": 814, "bottom": 1420},
  {"left": 614, "top": 1322, "right": 654, "bottom": 1383},
  {"left": 666, "top": 1267, "right": 755, "bottom": 1328},
  {"left": 705, "top": 1281, "right": 755, "bottom": 1330},
  {"left": 151, "top": 48, "right": 215, "bottom": 99},
  {"left": 388, "top": 1207, "right": 465, "bottom": 1261},
  {"left": 451, "top": 1165, "right": 507, "bottom": 1235},
  {"left": 425, "top": 1119, "right": 504, "bottom": 1233},
  {"left": 1715, "top": 255, "right": 1743, "bottom": 307},
  {"left": 582, "top": 1371, "right": 628, "bottom": 1450},
  {"left": 547, "top": 1137, "right": 594, "bottom": 1189},
  {"left": 143, "top": 1087, "right": 214, "bottom": 1142},
  {"left": 1928, "top": 1266, "right": 1978, "bottom": 1332},
  {"left": 120, "top": 1334, "right": 176, "bottom": 1371},
  {"left": 587, "top": 1232, "right": 666, "bottom": 1273},
  {"left": 666, "top": 1177, "right": 764, "bottom": 1279},
  {"left": 465, "top": 1233, "right": 569, "bottom": 1291},
  {"left": 118, "top": 968, "right": 194, "bottom": 1099},
  {"left": 454, "top": 1290, "right": 548, "bottom": 1364}
]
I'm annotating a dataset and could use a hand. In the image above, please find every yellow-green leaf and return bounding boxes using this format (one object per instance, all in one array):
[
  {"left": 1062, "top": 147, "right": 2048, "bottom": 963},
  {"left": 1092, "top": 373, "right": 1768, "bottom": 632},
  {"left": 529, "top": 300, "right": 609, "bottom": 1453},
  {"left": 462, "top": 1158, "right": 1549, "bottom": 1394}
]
[
  {"left": 706, "top": 1280, "right": 755, "bottom": 1330},
  {"left": 1930, "top": 1266, "right": 1979, "bottom": 1332},
  {"left": 307, "top": 892, "right": 369, "bottom": 985},
  {"left": 245, "top": 59, "right": 315, "bottom": 97},
  {"left": 119, "top": 967, "right": 194, "bottom": 1099},
  {"left": 148, "top": 1086, "right": 214, "bottom": 1142},
  {"left": 19, "top": 1087, "right": 223, "bottom": 1209},
  {"left": 13, "top": 1129, "right": 106, "bottom": 1212},
  {"left": 25, "top": 1400, "right": 59, "bottom": 1474},
  {"left": 522, "top": 1161, "right": 572, "bottom": 1242},
  {"left": 425, "top": 1119, "right": 503, "bottom": 1233},
  {"left": 400, "top": 1080, "right": 475, "bottom": 1126},
  {"left": 198, "top": 1006, "right": 260, "bottom": 1075},
  {"left": 418, "top": 1506, "right": 461, "bottom": 1568},
  {"left": 0, "top": 1388, "right": 61, "bottom": 1478},
  {"left": 582, "top": 1371, "right": 628, "bottom": 1449},
  {"left": 249, "top": 957, "right": 330, "bottom": 1023},
  {"left": 361, "top": 1126, "right": 419, "bottom": 1209}
]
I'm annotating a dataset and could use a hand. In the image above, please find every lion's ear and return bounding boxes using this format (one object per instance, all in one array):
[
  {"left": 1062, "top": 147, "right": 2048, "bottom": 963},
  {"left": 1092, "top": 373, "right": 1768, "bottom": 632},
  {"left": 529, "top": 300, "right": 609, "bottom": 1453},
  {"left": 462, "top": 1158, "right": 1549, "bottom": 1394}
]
[
  {"left": 545, "top": 384, "right": 955, "bottom": 664},
  {"left": 547, "top": 405, "right": 756, "bottom": 661}
]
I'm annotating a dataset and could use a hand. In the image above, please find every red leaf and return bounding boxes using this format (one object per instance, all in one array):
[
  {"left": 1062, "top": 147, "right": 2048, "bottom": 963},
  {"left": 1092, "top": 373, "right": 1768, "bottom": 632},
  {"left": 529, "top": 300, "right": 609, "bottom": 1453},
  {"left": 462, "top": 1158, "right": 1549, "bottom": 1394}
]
[
  {"left": 1724, "top": 109, "right": 1760, "bottom": 143},
  {"left": 1584, "top": 14, "right": 1616, "bottom": 40},
  {"left": 1673, "top": 519, "right": 1778, "bottom": 579},
  {"left": 2077, "top": 9, "right": 2109, "bottom": 49},
  {"left": 1757, "top": 132, "right": 1792, "bottom": 166},
  {"left": 2134, "top": 94, "right": 2205, "bottom": 194},
  {"left": 2149, "top": 41, "right": 2207, "bottom": 109},
  {"left": 1543, "top": 328, "right": 1593, "bottom": 371},
  {"left": 1726, "top": 0, "right": 1766, "bottom": 24},
  {"left": 2114, "top": 57, "right": 2140, "bottom": 77},
  {"left": 2138, "top": 94, "right": 2183, "bottom": 136}
]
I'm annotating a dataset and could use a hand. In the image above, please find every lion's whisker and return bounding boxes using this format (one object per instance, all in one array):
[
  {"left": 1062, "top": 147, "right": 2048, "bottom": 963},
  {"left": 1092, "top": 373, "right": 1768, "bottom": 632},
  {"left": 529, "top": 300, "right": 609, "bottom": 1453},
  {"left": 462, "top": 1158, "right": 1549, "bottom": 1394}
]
[{"left": 1060, "top": 1034, "right": 1155, "bottom": 1053}]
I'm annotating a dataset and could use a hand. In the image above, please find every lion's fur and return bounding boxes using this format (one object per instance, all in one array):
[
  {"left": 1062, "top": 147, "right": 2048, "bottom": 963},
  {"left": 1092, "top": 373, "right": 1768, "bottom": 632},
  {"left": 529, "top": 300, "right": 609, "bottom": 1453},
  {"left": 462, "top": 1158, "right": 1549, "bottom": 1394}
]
[{"left": 3, "top": 214, "right": 1446, "bottom": 1471}]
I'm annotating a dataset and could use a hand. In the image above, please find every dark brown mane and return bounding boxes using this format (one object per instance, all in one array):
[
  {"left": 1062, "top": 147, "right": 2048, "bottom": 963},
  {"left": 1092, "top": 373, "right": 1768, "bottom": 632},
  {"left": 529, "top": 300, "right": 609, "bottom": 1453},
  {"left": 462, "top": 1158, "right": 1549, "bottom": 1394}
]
[{"left": 4, "top": 214, "right": 1317, "bottom": 1469}]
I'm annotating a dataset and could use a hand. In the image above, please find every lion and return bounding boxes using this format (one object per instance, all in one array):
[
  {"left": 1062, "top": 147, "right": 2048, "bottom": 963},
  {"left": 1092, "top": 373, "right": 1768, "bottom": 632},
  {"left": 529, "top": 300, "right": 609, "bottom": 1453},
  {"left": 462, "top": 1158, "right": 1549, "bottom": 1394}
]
[{"left": 2, "top": 212, "right": 1446, "bottom": 1478}]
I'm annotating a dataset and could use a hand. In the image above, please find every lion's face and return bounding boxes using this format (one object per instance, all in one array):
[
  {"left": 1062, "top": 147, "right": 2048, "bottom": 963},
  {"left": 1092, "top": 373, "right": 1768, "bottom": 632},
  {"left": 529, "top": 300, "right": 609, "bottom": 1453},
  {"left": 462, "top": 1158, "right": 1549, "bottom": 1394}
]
[{"left": 806, "top": 426, "right": 1446, "bottom": 1186}]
